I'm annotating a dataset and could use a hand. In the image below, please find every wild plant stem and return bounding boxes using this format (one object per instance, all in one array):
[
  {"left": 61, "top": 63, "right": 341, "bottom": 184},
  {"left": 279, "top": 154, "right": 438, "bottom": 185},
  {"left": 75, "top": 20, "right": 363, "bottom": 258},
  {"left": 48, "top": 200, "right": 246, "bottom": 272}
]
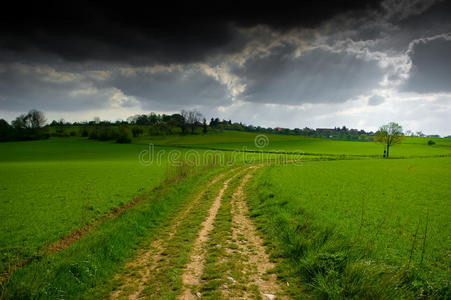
[
  {"left": 420, "top": 209, "right": 429, "bottom": 266},
  {"left": 407, "top": 217, "right": 421, "bottom": 269}
]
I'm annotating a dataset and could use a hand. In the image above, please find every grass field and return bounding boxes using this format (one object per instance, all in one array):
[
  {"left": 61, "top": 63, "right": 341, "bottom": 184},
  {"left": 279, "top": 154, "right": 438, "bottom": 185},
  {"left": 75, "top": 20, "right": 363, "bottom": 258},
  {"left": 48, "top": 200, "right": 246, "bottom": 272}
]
[
  {"left": 0, "top": 137, "right": 293, "bottom": 277},
  {"left": 0, "top": 139, "right": 170, "bottom": 276},
  {"left": 0, "top": 132, "right": 450, "bottom": 299},
  {"left": 143, "top": 131, "right": 451, "bottom": 157},
  {"left": 246, "top": 157, "right": 451, "bottom": 298}
]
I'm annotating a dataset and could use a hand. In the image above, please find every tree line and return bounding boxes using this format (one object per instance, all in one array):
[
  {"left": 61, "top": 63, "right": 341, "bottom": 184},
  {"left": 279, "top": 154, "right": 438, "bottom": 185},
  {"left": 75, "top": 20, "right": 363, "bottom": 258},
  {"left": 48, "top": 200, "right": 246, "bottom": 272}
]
[{"left": 0, "top": 109, "right": 441, "bottom": 145}]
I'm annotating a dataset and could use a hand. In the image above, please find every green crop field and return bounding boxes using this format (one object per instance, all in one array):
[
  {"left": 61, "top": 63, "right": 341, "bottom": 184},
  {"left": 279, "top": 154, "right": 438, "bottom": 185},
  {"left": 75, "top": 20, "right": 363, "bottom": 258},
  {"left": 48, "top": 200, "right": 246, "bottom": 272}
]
[
  {"left": 246, "top": 157, "right": 451, "bottom": 298},
  {"left": 143, "top": 130, "right": 451, "bottom": 157},
  {"left": 0, "top": 138, "right": 296, "bottom": 276},
  {"left": 0, "top": 132, "right": 450, "bottom": 299},
  {"left": 0, "top": 139, "right": 169, "bottom": 276}
]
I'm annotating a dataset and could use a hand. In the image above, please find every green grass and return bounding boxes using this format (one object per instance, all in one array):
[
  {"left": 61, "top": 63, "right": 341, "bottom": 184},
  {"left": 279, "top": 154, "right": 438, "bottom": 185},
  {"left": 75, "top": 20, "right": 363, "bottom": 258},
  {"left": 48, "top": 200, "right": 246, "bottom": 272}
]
[
  {"left": 0, "top": 137, "right": 274, "bottom": 275},
  {"left": 0, "top": 139, "right": 170, "bottom": 276},
  {"left": 1, "top": 131, "right": 450, "bottom": 299},
  {"left": 3, "top": 166, "right": 227, "bottom": 299},
  {"left": 141, "top": 131, "right": 451, "bottom": 157},
  {"left": 246, "top": 157, "right": 451, "bottom": 298}
]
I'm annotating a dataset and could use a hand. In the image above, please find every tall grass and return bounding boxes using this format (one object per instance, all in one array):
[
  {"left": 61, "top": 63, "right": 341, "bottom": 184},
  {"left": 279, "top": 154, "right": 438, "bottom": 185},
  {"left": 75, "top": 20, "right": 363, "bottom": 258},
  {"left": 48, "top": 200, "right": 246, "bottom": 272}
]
[{"left": 245, "top": 161, "right": 450, "bottom": 299}]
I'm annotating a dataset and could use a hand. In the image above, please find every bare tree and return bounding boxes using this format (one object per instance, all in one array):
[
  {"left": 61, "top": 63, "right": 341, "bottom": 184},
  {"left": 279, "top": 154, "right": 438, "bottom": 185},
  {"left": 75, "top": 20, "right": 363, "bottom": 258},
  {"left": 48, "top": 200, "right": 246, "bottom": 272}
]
[
  {"left": 12, "top": 114, "right": 29, "bottom": 129},
  {"left": 181, "top": 110, "right": 203, "bottom": 133},
  {"left": 12, "top": 110, "right": 46, "bottom": 129},
  {"left": 28, "top": 109, "right": 47, "bottom": 129},
  {"left": 374, "top": 122, "right": 404, "bottom": 158}
]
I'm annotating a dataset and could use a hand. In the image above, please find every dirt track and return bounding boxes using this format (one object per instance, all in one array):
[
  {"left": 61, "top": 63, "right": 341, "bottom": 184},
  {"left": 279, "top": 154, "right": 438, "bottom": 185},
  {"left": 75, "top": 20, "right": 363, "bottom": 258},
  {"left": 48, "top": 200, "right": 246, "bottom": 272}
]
[{"left": 110, "top": 166, "right": 287, "bottom": 299}]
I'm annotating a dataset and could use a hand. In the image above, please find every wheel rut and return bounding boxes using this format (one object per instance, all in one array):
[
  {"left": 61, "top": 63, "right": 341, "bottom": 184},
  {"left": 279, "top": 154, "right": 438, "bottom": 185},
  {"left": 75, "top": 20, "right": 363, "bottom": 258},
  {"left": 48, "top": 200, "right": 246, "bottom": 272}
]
[
  {"left": 178, "top": 169, "right": 246, "bottom": 299},
  {"left": 179, "top": 165, "right": 287, "bottom": 299},
  {"left": 110, "top": 164, "right": 287, "bottom": 299},
  {"left": 110, "top": 167, "right": 239, "bottom": 299}
]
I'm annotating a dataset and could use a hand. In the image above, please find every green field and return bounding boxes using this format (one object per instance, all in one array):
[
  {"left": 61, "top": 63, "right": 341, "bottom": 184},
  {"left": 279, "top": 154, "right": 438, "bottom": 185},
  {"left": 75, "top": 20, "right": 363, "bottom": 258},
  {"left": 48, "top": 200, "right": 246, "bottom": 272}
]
[
  {"left": 144, "top": 131, "right": 451, "bottom": 157},
  {"left": 0, "top": 140, "right": 169, "bottom": 276},
  {"left": 0, "top": 132, "right": 450, "bottom": 298},
  {"left": 0, "top": 138, "right": 289, "bottom": 276},
  {"left": 246, "top": 157, "right": 451, "bottom": 297}
]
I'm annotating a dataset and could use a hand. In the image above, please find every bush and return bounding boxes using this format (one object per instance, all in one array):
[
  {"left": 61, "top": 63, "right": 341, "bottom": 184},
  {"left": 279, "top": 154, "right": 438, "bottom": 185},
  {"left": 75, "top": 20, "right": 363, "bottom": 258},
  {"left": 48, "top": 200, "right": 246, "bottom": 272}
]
[
  {"left": 97, "top": 127, "right": 117, "bottom": 141},
  {"left": 88, "top": 128, "right": 98, "bottom": 139},
  {"left": 79, "top": 127, "right": 89, "bottom": 137},
  {"left": 116, "top": 126, "right": 132, "bottom": 143},
  {"left": 131, "top": 126, "right": 144, "bottom": 137}
]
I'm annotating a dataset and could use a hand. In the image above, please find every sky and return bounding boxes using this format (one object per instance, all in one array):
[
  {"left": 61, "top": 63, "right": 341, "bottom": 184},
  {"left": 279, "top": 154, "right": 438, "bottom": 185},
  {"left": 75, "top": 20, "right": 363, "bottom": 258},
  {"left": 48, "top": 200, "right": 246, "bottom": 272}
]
[{"left": 1, "top": 0, "right": 450, "bottom": 136}]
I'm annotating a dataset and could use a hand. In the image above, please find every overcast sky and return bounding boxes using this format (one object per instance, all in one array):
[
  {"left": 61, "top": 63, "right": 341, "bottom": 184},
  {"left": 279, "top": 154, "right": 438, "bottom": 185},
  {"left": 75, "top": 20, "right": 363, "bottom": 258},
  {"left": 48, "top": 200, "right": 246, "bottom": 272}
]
[{"left": 1, "top": 0, "right": 450, "bottom": 135}]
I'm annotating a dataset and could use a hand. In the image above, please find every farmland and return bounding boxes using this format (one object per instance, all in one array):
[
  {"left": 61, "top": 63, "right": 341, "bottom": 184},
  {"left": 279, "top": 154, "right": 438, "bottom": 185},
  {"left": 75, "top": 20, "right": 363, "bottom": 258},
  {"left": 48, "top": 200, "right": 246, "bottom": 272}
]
[
  {"left": 0, "top": 132, "right": 450, "bottom": 299},
  {"left": 143, "top": 130, "right": 451, "bottom": 157},
  {"left": 246, "top": 157, "right": 451, "bottom": 298}
]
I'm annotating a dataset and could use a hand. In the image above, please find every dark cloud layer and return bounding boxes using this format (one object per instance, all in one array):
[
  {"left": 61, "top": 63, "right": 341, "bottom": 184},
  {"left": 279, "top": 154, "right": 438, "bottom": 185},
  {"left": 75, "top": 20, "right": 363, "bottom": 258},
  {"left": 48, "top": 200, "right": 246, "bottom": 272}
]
[
  {"left": 0, "top": 0, "right": 383, "bottom": 64},
  {"left": 0, "top": 64, "right": 110, "bottom": 111},
  {"left": 101, "top": 68, "right": 233, "bottom": 110},
  {"left": 234, "top": 45, "right": 385, "bottom": 105},
  {"left": 403, "top": 36, "right": 451, "bottom": 93},
  {"left": 0, "top": 0, "right": 450, "bottom": 135}
]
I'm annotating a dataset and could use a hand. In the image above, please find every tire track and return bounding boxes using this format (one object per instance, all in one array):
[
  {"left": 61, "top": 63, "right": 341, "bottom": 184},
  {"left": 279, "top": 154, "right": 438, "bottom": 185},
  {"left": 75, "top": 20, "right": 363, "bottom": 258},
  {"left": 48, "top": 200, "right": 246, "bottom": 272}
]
[
  {"left": 178, "top": 168, "right": 249, "bottom": 299},
  {"left": 111, "top": 167, "right": 240, "bottom": 299},
  {"left": 227, "top": 167, "right": 284, "bottom": 299}
]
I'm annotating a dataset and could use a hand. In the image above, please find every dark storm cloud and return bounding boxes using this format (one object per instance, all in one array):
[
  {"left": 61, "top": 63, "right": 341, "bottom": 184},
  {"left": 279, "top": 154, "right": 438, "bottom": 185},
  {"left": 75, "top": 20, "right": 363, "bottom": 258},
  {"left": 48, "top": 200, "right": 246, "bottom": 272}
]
[
  {"left": 402, "top": 35, "right": 451, "bottom": 93},
  {"left": 0, "top": 1, "right": 384, "bottom": 64},
  {"left": 0, "top": 0, "right": 450, "bottom": 136},
  {"left": 96, "top": 67, "right": 233, "bottom": 110},
  {"left": 0, "top": 64, "right": 112, "bottom": 111},
  {"left": 0, "top": 62, "right": 233, "bottom": 112},
  {"left": 233, "top": 45, "right": 385, "bottom": 105}
]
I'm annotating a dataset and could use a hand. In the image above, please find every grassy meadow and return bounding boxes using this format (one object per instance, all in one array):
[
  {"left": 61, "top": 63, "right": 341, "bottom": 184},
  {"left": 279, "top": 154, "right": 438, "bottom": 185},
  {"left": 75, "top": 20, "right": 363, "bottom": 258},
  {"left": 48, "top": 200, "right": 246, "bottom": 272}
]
[
  {"left": 144, "top": 130, "right": 451, "bottom": 157},
  {"left": 0, "top": 131, "right": 450, "bottom": 298},
  {"left": 246, "top": 157, "right": 450, "bottom": 298}
]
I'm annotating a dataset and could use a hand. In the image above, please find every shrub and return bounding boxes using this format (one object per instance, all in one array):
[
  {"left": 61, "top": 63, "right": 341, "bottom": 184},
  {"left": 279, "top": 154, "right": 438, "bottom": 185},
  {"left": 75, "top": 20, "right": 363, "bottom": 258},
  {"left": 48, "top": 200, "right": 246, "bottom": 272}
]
[
  {"left": 131, "top": 126, "right": 144, "bottom": 137},
  {"left": 97, "top": 127, "right": 117, "bottom": 141},
  {"left": 79, "top": 127, "right": 89, "bottom": 137},
  {"left": 116, "top": 126, "right": 132, "bottom": 143},
  {"left": 88, "top": 128, "right": 98, "bottom": 139}
]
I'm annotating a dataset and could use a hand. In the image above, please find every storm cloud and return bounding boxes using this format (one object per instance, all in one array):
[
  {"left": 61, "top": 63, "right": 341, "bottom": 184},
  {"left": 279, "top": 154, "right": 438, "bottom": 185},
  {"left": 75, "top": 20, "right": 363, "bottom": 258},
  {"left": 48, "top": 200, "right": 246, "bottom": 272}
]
[
  {"left": 0, "top": 0, "right": 450, "bottom": 135},
  {"left": 402, "top": 34, "right": 451, "bottom": 93},
  {"left": 234, "top": 45, "right": 386, "bottom": 105}
]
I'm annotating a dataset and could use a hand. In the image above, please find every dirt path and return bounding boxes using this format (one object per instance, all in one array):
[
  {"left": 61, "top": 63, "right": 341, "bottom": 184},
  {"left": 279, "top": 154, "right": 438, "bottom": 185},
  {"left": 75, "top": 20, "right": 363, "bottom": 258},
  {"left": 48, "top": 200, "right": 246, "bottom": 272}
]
[
  {"left": 110, "top": 164, "right": 286, "bottom": 299},
  {"left": 178, "top": 169, "right": 246, "bottom": 299},
  {"left": 226, "top": 169, "right": 283, "bottom": 299},
  {"left": 179, "top": 166, "right": 286, "bottom": 299},
  {"left": 111, "top": 167, "right": 239, "bottom": 299}
]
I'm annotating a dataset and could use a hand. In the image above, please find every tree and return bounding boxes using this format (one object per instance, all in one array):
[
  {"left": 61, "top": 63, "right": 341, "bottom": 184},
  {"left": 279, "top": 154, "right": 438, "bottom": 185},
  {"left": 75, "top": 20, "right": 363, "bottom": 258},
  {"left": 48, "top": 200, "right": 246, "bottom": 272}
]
[
  {"left": 202, "top": 118, "right": 207, "bottom": 133},
  {"left": 12, "top": 110, "right": 46, "bottom": 130},
  {"left": 28, "top": 109, "right": 47, "bottom": 129},
  {"left": 0, "top": 119, "right": 13, "bottom": 141},
  {"left": 181, "top": 110, "right": 203, "bottom": 133},
  {"left": 167, "top": 113, "right": 186, "bottom": 134},
  {"left": 374, "top": 122, "right": 404, "bottom": 158},
  {"left": 12, "top": 114, "right": 29, "bottom": 129},
  {"left": 416, "top": 131, "right": 425, "bottom": 137}
]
